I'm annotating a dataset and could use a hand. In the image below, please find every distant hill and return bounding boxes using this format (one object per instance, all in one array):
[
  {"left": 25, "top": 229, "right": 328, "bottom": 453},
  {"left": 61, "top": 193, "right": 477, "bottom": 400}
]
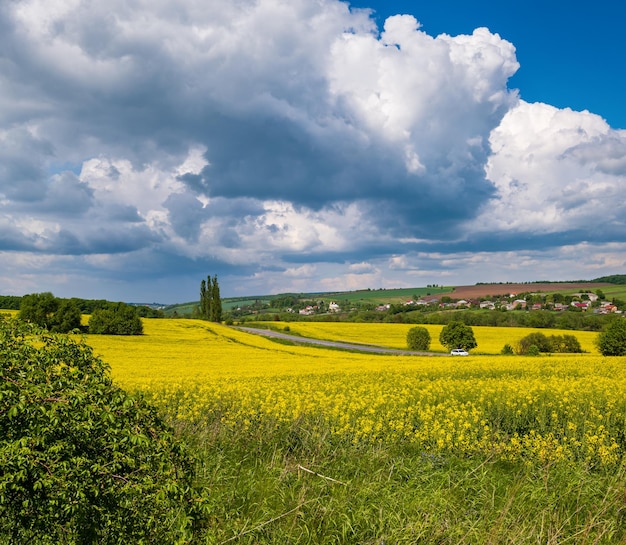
[
  {"left": 163, "top": 277, "right": 626, "bottom": 317},
  {"left": 592, "top": 274, "right": 626, "bottom": 284}
]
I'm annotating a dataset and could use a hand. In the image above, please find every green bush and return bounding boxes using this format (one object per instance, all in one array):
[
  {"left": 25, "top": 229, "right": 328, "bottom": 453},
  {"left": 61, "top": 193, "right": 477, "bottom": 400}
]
[
  {"left": 517, "top": 332, "right": 551, "bottom": 354},
  {"left": 88, "top": 303, "right": 143, "bottom": 335},
  {"left": 517, "top": 332, "right": 583, "bottom": 354},
  {"left": 0, "top": 316, "right": 203, "bottom": 543},
  {"left": 406, "top": 326, "right": 431, "bottom": 351},
  {"left": 501, "top": 343, "right": 514, "bottom": 355},
  {"left": 550, "top": 334, "right": 583, "bottom": 353},
  {"left": 527, "top": 344, "right": 541, "bottom": 356}
]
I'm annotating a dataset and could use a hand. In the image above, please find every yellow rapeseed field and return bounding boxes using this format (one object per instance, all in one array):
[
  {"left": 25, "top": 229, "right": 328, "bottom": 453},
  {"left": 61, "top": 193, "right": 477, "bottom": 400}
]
[
  {"left": 84, "top": 318, "right": 625, "bottom": 467},
  {"left": 259, "top": 321, "right": 600, "bottom": 354}
]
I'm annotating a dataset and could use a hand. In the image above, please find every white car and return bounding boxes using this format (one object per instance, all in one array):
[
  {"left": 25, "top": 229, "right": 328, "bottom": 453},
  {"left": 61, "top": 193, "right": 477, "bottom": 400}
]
[{"left": 450, "top": 349, "right": 469, "bottom": 356}]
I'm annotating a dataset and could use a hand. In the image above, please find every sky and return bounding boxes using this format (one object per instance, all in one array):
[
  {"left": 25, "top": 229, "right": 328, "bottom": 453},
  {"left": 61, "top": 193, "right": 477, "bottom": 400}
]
[{"left": 1, "top": 0, "right": 625, "bottom": 303}]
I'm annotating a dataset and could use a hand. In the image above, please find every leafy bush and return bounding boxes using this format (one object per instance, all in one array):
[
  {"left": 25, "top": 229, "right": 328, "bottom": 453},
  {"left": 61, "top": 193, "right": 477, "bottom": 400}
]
[
  {"left": 439, "top": 321, "right": 477, "bottom": 352},
  {"left": 596, "top": 319, "right": 626, "bottom": 356},
  {"left": 88, "top": 303, "right": 143, "bottom": 335},
  {"left": 501, "top": 343, "right": 514, "bottom": 355},
  {"left": 527, "top": 344, "right": 541, "bottom": 356},
  {"left": 0, "top": 316, "right": 202, "bottom": 543},
  {"left": 517, "top": 332, "right": 552, "bottom": 354},
  {"left": 406, "top": 326, "right": 431, "bottom": 351},
  {"left": 550, "top": 334, "right": 583, "bottom": 353},
  {"left": 517, "top": 332, "right": 583, "bottom": 354}
]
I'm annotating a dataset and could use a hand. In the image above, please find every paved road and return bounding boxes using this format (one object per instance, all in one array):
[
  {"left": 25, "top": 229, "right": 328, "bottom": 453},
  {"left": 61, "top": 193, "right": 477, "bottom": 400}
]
[{"left": 235, "top": 326, "right": 449, "bottom": 356}]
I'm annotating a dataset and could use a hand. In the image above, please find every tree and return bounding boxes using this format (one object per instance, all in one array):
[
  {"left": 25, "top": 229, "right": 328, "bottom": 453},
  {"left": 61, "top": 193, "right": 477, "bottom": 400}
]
[
  {"left": 200, "top": 277, "right": 211, "bottom": 319},
  {"left": 18, "top": 293, "right": 82, "bottom": 333},
  {"left": 596, "top": 319, "right": 626, "bottom": 356},
  {"left": 49, "top": 298, "right": 82, "bottom": 333},
  {"left": 406, "top": 326, "right": 431, "bottom": 351},
  {"left": 0, "top": 316, "right": 203, "bottom": 543},
  {"left": 18, "top": 292, "right": 59, "bottom": 330},
  {"left": 88, "top": 303, "right": 143, "bottom": 335},
  {"left": 517, "top": 332, "right": 552, "bottom": 354},
  {"left": 210, "top": 275, "right": 222, "bottom": 322},
  {"left": 439, "top": 321, "right": 477, "bottom": 352},
  {"left": 550, "top": 334, "right": 583, "bottom": 353},
  {"left": 199, "top": 274, "right": 222, "bottom": 322}
]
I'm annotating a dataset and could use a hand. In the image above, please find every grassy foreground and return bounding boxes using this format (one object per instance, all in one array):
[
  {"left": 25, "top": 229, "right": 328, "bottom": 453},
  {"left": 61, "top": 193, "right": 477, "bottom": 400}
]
[
  {"left": 85, "top": 319, "right": 626, "bottom": 543},
  {"left": 178, "top": 420, "right": 626, "bottom": 544}
]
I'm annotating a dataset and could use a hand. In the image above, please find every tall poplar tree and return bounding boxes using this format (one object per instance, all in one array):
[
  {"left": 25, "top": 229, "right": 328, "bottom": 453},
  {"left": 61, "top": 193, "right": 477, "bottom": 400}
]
[
  {"left": 210, "top": 275, "right": 222, "bottom": 323},
  {"left": 200, "top": 275, "right": 221, "bottom": 322},
  {"left": 199, "top": 279, "right": 207, "bottom": 318}
]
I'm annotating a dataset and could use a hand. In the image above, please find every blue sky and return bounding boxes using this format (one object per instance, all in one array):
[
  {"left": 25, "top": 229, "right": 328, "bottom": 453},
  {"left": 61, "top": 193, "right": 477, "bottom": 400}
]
[
  {"left": 0, "top": 0, "right": 625, "bottom": 303},
  {"left": 354, "top": 1, "right": 626, "bottom": 129}
]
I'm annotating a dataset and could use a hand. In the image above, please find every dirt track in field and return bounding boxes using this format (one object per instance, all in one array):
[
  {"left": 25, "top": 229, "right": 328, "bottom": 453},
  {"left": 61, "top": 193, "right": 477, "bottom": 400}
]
[{"left": 436, "top": 282, "right": 611, "bottom": 300}]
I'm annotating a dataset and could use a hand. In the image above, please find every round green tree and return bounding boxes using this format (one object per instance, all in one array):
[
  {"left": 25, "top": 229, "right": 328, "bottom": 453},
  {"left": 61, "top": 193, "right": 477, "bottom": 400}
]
[
  {"left": 0, "top": 316, "right": 203, "bottom": 543},
  {"left": 596, "top": 318, "right": 626, "bottom": 356},
  {"left": 406, "top": 326, "right": 431, "bottom": 351},
  {"left": 439, "top": 321, "right": 477, "bottom": 352},
  {"left": 88, "top": 303, "right": 143, "bottom": 335}
]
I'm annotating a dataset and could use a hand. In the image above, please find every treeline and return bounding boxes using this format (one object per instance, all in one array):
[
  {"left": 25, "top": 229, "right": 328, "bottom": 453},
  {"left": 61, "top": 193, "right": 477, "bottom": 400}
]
[
  {"left": 238, "top": 307, "right": 616, "bottom": 332},
  {"left": 1, "top": 294, "right": 163, "bottom": 317},
  {"left": 15, "top": 292, "right": 144, "bottom": 335}
]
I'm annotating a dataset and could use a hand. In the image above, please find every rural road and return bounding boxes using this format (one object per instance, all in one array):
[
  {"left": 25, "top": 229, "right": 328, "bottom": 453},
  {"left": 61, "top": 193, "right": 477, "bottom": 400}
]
[{"left": 235, "top": 326, "right": 449, "bottom": 356}]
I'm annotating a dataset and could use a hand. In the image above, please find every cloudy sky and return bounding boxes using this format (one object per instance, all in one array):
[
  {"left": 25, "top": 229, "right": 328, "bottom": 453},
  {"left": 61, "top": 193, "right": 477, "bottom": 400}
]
[{"left": 1, "top": 0, "right": 625, "bottom": 303}]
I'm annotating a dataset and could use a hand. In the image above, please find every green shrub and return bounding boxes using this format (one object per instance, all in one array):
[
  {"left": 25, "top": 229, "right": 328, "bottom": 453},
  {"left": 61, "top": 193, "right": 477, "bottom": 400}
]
[
  {"left": 406, "top": 326, "right": 431, "bottom": 351},
  {"left": 517, "top": 332, "right": 583, "bottom": 354},
  {"left": 550, "top": 334, "right": 583, "bottom": 353},
  {"left": 517, "top": 332, "right": 551, "bottom": 354},
  {"left": 527, "top": 344, "right": 541, "bottom": 356},
  {"left": 88, "top": 303, "right": 143, "bottom": 335},
  {"left": 0, "top": 317, "right": 203, "bottom": 543},
  {"left": 501, "top": 343, "right": 514, "bottom": 355}
]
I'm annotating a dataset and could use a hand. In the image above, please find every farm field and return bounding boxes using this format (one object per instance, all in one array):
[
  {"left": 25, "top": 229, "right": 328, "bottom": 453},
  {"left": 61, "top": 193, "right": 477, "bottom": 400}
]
[
  {"left": 86, "top": 319, "right": 619, "bottom": 467},
  {"left": 255, "top": 321, "right": 601, "bottom": 354},
  {"left": 78, "top": 318, "right": 626, "bottom": 542},
  {"left": 6, "top": 314, "right": 626, "bottom": 542}
]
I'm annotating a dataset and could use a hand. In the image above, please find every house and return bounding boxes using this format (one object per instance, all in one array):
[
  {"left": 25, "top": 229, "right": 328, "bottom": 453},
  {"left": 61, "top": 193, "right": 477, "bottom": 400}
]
[
  {"left": 328, "top": 301, "right": 341, "bottom": 312},
  {"left": 299, "top": 305, "right": 316, "bottom": 315}
]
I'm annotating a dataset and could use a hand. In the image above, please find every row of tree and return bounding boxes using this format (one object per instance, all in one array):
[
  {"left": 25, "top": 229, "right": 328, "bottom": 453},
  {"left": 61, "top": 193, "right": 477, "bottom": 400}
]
[
  {"left": 17, "top": 292, "right": 143, "bottom": 335},
  {"left": 405, "top": 319, "right": 626, "bottom": 356},
  {"left": 406, "top": 321, "right": 478, "bottom": 352},
  {"left": 199, "top": 275, "right": 222, "bottom": 322},
  {"left": 1, "top": 293, "right": 164, "bottom": 316}
]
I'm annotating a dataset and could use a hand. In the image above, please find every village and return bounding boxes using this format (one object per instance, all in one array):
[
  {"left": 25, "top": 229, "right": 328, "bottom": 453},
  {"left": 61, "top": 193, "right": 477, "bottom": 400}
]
[{"left": 292, "top": 291, "right": 623, "bottom": 316}]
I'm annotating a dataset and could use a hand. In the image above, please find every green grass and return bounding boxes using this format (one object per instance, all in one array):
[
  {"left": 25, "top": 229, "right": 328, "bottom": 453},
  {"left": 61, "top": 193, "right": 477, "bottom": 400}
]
[{"left": 162, "top": 413, "right": 626, "bottom": 544}]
